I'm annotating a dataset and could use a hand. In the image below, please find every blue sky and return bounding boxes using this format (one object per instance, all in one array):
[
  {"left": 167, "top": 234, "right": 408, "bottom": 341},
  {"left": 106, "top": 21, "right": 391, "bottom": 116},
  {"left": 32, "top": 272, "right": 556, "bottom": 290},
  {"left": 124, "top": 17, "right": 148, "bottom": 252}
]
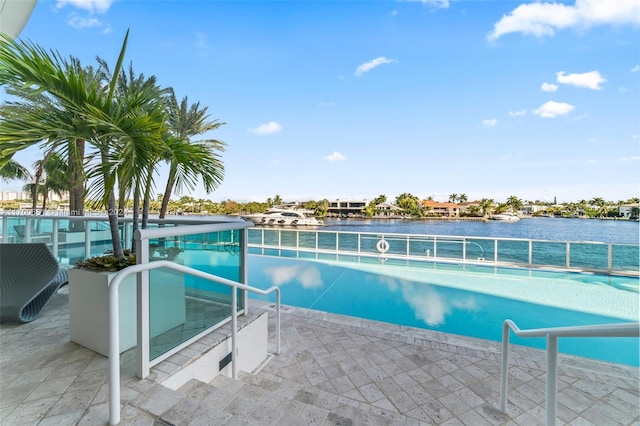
[{"left": 3, "top": 0, "right": 640, "bottom": 204}]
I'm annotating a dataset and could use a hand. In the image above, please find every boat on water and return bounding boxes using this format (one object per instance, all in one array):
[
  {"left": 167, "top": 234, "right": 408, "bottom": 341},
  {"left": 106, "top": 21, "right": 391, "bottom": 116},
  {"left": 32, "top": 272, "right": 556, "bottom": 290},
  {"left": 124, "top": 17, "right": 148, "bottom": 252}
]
[
  {"left": 241, "top": 208, "right": 324, "bottom": 226},
  {"left": 490, "top": 212, "right": 521, "bottom": 221}
]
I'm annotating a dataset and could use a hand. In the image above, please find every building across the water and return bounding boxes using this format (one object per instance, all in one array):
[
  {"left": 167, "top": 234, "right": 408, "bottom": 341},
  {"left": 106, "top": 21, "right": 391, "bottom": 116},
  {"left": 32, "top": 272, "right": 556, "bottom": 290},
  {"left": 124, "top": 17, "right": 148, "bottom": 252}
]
[{"left": 327, "top": 200, "right": 368, "bottom": 217}]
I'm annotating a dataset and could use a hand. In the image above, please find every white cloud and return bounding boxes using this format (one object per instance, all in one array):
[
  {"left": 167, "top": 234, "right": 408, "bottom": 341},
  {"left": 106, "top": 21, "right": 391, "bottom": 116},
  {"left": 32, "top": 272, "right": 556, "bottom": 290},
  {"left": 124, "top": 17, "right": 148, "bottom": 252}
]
[
  {"left": 533, "top": 101, "right": 575, "bottom": 118},
  {"left": 508, "top": 109, "right": 527, "bottom": 117},
  {"left": 324, "top": 152, "right": 347, "bottom": 162},
  {"left": 557, "top": 71, "right": 606, "bottom": 90},
  {"left": 483, "top": 119, "right": 497, "bottom": 127},
  {"left": 621, "top": 156, "right": 640, "bottom": 161},
  {"left": 631, "top": 65, "right": 640, "bottom": 72},
  {"left": 56, "top": 0, "right": 114, "bottom": 13},
  {"left": 249, "top": 121, "right": 282, "bottom": 135},
  {"left": 541, "top": 82, "right": 558, "bottom": 92},
  {"left": 488, "top": 0, "right": 640, "bottom": 41},
  {"left": 354, "top": 57, "right": 395, "bottom": 77},
  {"left": 67, "top": 13, "right": 102, "bottom": 29}
]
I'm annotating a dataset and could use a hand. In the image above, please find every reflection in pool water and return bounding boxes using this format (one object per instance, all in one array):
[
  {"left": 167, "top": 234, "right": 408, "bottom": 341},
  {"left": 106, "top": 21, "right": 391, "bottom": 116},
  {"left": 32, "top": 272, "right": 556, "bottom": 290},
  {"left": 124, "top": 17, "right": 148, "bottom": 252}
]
[{"left": 244, "top": 254, "right": 639, "bottom": 367}]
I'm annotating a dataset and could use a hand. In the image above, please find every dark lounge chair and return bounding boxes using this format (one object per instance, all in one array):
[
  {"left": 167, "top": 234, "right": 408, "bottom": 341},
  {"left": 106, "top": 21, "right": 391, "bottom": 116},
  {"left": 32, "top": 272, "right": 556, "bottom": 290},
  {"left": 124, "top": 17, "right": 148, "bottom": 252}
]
[{"left": 0, "top": 243, "right": 68, "bottom": 323}]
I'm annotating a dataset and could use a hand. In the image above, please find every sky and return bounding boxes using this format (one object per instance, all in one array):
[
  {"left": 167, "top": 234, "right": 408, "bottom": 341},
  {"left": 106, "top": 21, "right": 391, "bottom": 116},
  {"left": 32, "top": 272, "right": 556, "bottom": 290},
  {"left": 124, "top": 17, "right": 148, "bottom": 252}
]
[{"left": 2, "top": 0, "right": 639, "bottom": 204}]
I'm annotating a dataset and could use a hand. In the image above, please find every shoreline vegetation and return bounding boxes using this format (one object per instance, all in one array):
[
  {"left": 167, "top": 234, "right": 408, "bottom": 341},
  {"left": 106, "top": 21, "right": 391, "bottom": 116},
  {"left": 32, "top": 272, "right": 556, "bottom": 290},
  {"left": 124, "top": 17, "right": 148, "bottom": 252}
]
[
  {"left": 1, "top": 192, "right": 639, "bottom": 221},
  {"left": 1, "top": 204, "right": 638, "bottom": 222}
]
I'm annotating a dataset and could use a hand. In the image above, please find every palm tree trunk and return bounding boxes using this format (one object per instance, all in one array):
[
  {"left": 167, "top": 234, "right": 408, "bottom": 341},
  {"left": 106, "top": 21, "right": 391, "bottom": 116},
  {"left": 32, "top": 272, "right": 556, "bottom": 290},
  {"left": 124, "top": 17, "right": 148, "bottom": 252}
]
[
  {"left": 142, "top": 164, "right": 153, "bottom": 229},
  {"left": 131, "top": 181, "right": 140, "bottom": 251},
  {"left": 69, "top": 139, "right": 85, "bottom": 231},
  {"left": 107, "top": 190, "right": 124, "bottom": 259},
  {"left": 31, "top": 165, "right": 42, "bottom": 215},
  {"left": 41, "top": 192, "right": 47, "bottom": 214},
  {"left": 101, "top": 148, "right": 123, "bottom": 259},
  {"left": 159, "top": 166, "right": 176, "bottom": 219},
  {"left": 118, "top": 185, "right": 127, "bottom": 217}
]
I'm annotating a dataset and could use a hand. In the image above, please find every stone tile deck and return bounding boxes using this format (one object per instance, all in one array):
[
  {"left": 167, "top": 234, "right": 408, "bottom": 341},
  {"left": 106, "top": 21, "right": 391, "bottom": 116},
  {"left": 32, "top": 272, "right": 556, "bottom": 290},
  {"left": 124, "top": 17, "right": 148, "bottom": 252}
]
[{"left": 0, "top": 288, "right": 638, "bottom": 425}]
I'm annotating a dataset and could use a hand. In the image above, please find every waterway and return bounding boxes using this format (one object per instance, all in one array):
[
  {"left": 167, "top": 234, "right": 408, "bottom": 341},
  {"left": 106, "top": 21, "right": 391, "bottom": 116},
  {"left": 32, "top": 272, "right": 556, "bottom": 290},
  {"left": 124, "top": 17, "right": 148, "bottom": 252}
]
[{"left": 320, "top": 216, "right": 639, "bottom": 245}]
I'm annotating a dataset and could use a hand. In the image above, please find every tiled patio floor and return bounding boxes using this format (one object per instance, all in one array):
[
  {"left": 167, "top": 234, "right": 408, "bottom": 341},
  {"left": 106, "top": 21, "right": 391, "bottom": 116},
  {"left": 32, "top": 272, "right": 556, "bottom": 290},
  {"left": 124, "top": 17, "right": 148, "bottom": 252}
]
[{"left": 0, "top": 288, "right": 638, "bottom": 425}]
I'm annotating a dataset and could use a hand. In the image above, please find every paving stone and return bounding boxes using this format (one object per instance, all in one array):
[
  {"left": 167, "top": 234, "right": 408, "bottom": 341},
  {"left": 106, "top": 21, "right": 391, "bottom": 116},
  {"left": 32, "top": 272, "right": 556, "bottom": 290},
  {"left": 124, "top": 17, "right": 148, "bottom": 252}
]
[{"left": 1, "top": 295, "right": 637, "bottom": 426}]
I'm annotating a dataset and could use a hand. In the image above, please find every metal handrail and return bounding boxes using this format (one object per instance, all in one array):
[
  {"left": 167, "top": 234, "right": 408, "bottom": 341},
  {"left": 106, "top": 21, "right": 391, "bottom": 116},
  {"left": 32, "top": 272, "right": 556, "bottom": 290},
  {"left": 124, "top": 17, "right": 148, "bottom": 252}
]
[
  {"left": 499, "top": 320, "right": 640, "bottom": 426},
  {"left": 107, "top": 261, "right": 281, "bottom": 425}
]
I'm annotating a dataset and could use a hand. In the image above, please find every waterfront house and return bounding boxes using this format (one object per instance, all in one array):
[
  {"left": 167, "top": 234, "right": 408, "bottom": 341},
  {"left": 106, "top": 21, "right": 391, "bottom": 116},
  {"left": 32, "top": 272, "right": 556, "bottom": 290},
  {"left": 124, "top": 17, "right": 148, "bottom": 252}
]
[
  {"left": 619, "top": 203, "right": 640, "bottom": 219},
  {"left": 374, "top": 202, "right": 403, "bottom": 217},
  {"left": 420, "top": 200, "right": 460, "bottom": 217}
]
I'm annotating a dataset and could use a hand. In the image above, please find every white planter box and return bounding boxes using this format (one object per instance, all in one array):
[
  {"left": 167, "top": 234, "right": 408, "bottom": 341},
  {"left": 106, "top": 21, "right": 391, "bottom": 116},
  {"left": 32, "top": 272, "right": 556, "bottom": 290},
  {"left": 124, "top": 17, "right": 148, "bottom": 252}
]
[{"left": 69, "top": 267, "right": 186, "bottom": 357}]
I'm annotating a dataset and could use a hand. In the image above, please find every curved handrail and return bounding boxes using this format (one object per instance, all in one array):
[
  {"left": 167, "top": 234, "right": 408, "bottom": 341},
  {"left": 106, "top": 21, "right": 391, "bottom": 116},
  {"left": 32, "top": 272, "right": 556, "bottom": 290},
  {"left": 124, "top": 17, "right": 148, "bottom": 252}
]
[
  {"left": 500, "top": 320, "right": 639, "bottom": 426},
  {"left": 108, "top": 260, "right": 281, "bottom": 425}
]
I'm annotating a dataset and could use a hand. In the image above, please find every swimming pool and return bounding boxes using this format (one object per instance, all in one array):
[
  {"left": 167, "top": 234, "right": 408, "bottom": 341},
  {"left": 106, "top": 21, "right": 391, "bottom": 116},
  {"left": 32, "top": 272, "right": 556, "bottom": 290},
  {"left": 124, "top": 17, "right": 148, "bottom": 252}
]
[{"left": 241, "top": 253, "right": 639, "bottom": 367}]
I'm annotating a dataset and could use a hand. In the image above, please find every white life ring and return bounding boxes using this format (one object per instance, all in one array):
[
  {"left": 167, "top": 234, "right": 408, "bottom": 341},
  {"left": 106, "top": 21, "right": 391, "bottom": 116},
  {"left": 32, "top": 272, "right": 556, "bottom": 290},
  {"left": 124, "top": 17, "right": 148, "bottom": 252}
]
[{"left": 376, "top": 239, "right": 389, "bottom": 253}]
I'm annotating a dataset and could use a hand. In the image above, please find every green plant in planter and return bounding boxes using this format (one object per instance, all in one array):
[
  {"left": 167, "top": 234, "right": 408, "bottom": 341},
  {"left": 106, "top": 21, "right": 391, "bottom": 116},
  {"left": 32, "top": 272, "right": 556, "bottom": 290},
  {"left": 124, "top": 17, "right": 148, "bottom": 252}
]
[{"left": 74, "top": 250, "right": 136, "bottom": 272}]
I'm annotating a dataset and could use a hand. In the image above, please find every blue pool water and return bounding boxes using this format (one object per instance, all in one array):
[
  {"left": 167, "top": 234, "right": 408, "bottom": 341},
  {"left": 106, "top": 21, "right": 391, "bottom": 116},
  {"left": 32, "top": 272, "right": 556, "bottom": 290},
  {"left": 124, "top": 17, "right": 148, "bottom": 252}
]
[{"left": 237, "top": 254, "right": 639, "bottom": 367}]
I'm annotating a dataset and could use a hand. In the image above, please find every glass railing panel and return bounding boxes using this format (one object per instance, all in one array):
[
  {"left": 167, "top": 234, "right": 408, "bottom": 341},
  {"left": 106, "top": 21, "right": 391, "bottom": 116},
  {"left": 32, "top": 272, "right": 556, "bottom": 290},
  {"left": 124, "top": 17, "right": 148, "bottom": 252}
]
[
  {"left": 531, "top": 241, "right": 566, "bottom": 268},
  {"left": 148, "top": 229, "right": 243, "bottom": 361},
  {"left": 298, "top": 231, "right": 318, "bottom": 250},
  {"left": 358, "top": 234, "right": 379, "bottom": 255},
  {"left": 86, "top": 220, "right": 117, "bottom": 258},
  {"left": 496, "top": 240, "right": 529, "bottom": 264},
  {"left": 57, "top": 218, "right": 85, "bottom": 264},
  {"left": 433, "top": 237, "right": 464, "bottom": 260},
  {"left": 570, "top": 242, "right": 608, "bottom": 270},
  {"left": 317, "top": 232, "right": 337, "bottom": 251},
  {"left": 26, "top": 217, "right": 54, "bottom": 245},
  {"left": 465, "top": 238, "right": 492, "bottom": 261},
  {"left": 384, "top": 236, "right": 407, "bottom": 257},
  {"left": 6, "top": 217, "right": 27, "bottom": 243},
  {"left": 408, "top": 236, "right": 436, "bottom": 258},
  {"left": 612, "top": 244, "right": 640, "bottom": 273},
  {"left": 337, "top": 232, "right": 358, "bottom": 253},
  {"left": 259, "top": 229, "right": 280, "bottom": 247},
  {"left": 279, "top": 230, "right": 298, "bottom": 249},
  {"left": 247, "top": 228, "right": 264, "bottom": 245}
]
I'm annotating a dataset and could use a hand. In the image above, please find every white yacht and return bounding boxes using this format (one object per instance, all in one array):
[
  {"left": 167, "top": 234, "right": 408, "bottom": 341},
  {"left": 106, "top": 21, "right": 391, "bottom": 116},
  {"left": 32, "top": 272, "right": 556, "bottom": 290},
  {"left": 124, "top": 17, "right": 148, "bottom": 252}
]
[
  {"left": 242, "top": 208, "right": 324, "bottom": 226},
  {"left": 490, "top": 212, "right": 521, "bottom": 221}
]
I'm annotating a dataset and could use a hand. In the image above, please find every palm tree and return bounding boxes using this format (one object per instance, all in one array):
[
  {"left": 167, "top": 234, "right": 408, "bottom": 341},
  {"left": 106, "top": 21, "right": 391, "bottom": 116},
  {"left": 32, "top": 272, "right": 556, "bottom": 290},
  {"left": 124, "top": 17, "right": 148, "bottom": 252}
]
[
  {"left": 0, "top": 159, "right": 31, "bottom": 182},
  {"left": 395, "top": 193, "right": 421, "bottom": 217},
  {"left": 448, "top": 193, "right": 458, "bottom": 203},
  {"left": 158, "top": 93, "right": 225, "bottom": 219},
  {"left": 506, "top": 195, "right": 523, "bottom": 212},
  {"left": 589, "top": 197, "right": 608, "bottom": 217},
  {"left": 479, "top": 198, "right": 494, "bottom": 217},
  {"left": 23, "top": 153, "right": 68, "bottom": 213},
  {"left": 315, "top": 199, "right": 329, "bottom": 218},
  {"left": 0, "top": 31, "right": 167, "bottom": 260}
]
